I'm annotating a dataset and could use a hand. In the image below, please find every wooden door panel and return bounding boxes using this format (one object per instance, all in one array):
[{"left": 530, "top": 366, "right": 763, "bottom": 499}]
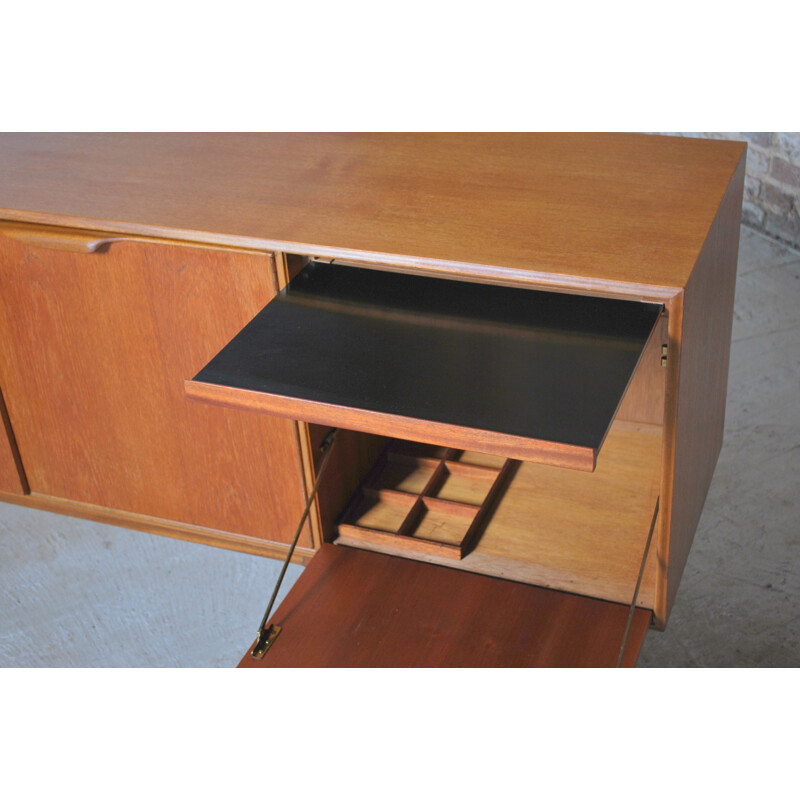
[
  {"left": 0, "top": 234, "right": 308, "bottom": 544},
  {"left": 239, "top": 544, "right": 651, "bottom": 668}
]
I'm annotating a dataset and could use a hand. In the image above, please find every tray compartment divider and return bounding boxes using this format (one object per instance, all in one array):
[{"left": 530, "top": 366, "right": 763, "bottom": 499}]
[{"left": 335, "top": 438, "right": 519, "bottom": 560}]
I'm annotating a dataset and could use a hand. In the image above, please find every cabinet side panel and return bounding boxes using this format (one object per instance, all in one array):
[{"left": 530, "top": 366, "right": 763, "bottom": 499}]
[
  {"left": 666, "top": 155, "right": 745, "bottom": 617},
  {"left": 307, "top": 425, "right": 387, "bottom": 541},
  {"left": 0, "top": 236, "right": 308, "bottom": 544},
  {"left": 0, "top": 384, "right": 27, "bottom": 493}
]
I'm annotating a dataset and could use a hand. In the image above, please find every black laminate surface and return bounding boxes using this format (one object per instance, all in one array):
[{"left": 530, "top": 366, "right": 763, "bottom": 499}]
[{"left": 193, "top": 262, "right": 661, "bottom": 450}]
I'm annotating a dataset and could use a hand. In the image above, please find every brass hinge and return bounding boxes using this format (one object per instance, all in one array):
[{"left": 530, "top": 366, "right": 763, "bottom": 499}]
[
  {"left": 661, "top": 344, "right": 668, "bottom": 367},
  {"left": 252, "top": 624, "right": 282, "bottom": 659}
]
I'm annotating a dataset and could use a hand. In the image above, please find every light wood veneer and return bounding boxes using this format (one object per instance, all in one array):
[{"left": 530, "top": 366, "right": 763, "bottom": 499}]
[
  {"left": 239, "top": 544, "right": 651, "bottom": 668},
  {"left": 0, "top": 385, "right": 27, "bottom": 494},
  {"left": 0, "top": 232, "right": 310, "bottom": 545},
  {"left": 0, "top": 133, "right": 746, "bottom": 659},
  {"left": 0, "top": 133, "right": 744, "bottom": 294},
  {"left": 334, "top": 420, "right": 662, "bottom": 608}
]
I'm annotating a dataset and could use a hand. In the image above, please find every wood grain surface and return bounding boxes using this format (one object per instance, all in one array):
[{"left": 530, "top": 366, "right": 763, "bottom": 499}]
[
  {"left": 185, "top": 381, "right": 598, "bottom": 470},
  {"left": 306, "top": 425, "right": 388, "bottom": 542},
  {"left": 0, "top": 134, "right": 745, "bottom": 635},
  {"left": 0, "top": 488, "right": 316, "bottom": 564},
  {"left": 0, "top": 385, "right": 27, "bottom": 494},
  {"left": 660, "top": 154, "right": 746, "bottom": 619},
  {"left": 0, "top": 233, "right": 310, "bottom": 544},
  {"left": 334, "top": 442, "right": 518, "bottom": 561},
  {"left": 238, "top": 544, "right": 651, "bottom": 667},
  {"left": 334, "top": 420, "right": 662, "bottom": 608},
  {"left": 616, "top": 314, "right": 668, "bottom": 426},
  {"left": 0, "top": 133, "right": 744, "bottom": 293}
]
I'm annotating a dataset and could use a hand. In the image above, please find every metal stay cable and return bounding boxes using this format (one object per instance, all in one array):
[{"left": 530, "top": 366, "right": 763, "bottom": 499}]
[{"left": 616, "top": 497, "right": 660, "bottom": 668}]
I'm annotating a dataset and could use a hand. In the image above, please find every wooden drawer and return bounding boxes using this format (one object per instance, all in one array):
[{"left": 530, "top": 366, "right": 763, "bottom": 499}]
[{"left": 187, "top": 261, "right": 667, "bottom": 667}]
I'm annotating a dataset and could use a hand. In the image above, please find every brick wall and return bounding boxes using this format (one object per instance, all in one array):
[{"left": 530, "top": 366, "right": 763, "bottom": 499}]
[{"left": 659, "top": 133, "right": 800, "bottom": 250}]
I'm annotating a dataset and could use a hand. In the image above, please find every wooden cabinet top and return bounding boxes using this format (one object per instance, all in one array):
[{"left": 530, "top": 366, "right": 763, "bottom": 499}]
[{"left": 0, "top": 132, "right": 744, "bottom": 292}]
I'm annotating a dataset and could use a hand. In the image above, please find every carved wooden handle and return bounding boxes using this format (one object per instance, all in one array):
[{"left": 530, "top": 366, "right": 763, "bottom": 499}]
[{"left": 0, "top": 221, "right": 126, "bottom": 254}]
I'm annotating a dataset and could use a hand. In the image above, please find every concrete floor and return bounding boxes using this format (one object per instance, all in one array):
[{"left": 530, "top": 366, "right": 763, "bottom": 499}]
[{"left": 1, "top": 225, "right": 797, "bottom": 667}]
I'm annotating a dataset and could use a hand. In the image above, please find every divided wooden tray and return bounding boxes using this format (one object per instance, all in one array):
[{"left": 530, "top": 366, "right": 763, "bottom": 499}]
[{"left": 335, "top": 440, "right": 517, "bottom": 559}]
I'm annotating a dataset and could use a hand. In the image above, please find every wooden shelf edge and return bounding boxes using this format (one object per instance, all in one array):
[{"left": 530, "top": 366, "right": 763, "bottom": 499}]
[
  {"left": 336, "top": 524, "right": 464, "bottom": 560},
  {"left": 0, "top": 219, "right": 278, "bottom": 257},
  {"left": 0, "top": 208, "right": 685, "bottom": 301},
  {"left": 185, "top": 380, "right": 597, "bottom": 472}
]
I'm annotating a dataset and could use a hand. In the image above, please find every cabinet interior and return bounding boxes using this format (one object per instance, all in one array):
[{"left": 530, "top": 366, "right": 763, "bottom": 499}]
[{"left": 310, "top": 311, "right": 667, "bottom": 610}]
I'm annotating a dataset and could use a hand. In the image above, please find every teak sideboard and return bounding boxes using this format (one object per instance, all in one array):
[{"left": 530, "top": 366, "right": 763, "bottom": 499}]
[{"left": 0, "top": 133, "right": 746, "bottom": 667}]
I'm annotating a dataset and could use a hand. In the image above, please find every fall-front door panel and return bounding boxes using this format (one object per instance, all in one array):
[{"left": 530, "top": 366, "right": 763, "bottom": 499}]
[{"left": 239, "top": 544, "right": 650, "bottom": 668}]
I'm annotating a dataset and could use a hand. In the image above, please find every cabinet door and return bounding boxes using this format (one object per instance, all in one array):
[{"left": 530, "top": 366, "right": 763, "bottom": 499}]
[
  {"left": 0, "top": 232, "right": 309, "bottom": 545},
  {"left": 238, "top": 545, "right": 651, "bottom": 667}
]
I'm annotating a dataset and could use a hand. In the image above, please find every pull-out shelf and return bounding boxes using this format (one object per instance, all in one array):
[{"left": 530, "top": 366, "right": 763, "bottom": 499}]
[{"left": 186, "top": 261, "right": 662, "bottom": 471}]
